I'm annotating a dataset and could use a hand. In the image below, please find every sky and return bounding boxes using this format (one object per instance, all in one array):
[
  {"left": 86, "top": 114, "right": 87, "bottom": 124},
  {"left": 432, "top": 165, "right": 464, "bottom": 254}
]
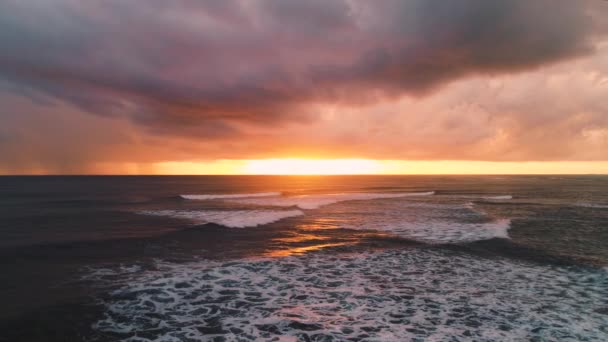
[{"left": 0, "top": 0, "right": 607, "bottom": 175}]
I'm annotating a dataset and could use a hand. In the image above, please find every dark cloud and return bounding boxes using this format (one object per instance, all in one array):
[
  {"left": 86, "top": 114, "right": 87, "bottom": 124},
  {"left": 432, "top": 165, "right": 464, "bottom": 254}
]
[
  {"left": 0, "top": 0, "right": 603, "bottom": 134},
  {"left": 0, "top": 0, "right": 607, "bottom": 173}
]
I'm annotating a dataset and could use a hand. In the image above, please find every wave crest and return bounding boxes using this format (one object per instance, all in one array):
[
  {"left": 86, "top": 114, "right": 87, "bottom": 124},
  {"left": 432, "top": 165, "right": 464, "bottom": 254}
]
[
  {"left": 351, "top": 216, "right": 511, "bottom": 243},
  {"left": 180, "top": 192, "right": 281, "bottom": 200},
  {"left": 138, "top": 209, "right": 303, "bottom": 228},
  {"left": 575, "top": 203, "right": 608, "bottom": 209},
  {"left": 483, "top": 195, "right": 513, "bottom": 200},
  {"left": 228, "top": 191, "right": 435, "bottom": 210}
]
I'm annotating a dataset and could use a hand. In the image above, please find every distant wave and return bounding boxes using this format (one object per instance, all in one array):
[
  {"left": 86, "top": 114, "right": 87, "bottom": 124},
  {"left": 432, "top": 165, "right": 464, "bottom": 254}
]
[
  {"left": 227, "top": 191, "right": 435, "bottom": 210},
  {"left": 349, "top": 215, "right": 511, "bottom": 243},
  {"left": 180, "top": 192, "right": 281, "bottom": 200},
  {"left": 449, "top": 194, "right": 513, "bottom": 200},
  {"left": 483, "top": 195, "right": 513, "bottom": 200},
  {"left": 575, "top": 203, "right": 608, "bottom": 209},
  {"left": 138, "top": 209, "right": 303, "bottom": 228}
]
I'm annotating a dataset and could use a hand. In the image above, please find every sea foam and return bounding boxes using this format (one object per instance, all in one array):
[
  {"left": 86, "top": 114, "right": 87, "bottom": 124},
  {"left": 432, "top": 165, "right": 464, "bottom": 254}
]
[
  {"left": 327, "top": 201, "right": 511, "bottom": 243},
  {"left": 138, "top": 209, "right": 303, "bottom": 228},
  {"left": 295, "top": 199, "right": 511, "bottom": 243},
  {"left": 93, "top": 248, "right": 608, "bottom": 341},
  {"left": 373, "top": 217, "right": 512, "bottom": 243}
]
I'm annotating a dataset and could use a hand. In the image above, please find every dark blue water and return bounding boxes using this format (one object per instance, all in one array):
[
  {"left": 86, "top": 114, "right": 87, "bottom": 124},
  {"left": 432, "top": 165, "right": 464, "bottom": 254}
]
[{"left": 1, "top": 176, "right": 607, "bottom": 341}]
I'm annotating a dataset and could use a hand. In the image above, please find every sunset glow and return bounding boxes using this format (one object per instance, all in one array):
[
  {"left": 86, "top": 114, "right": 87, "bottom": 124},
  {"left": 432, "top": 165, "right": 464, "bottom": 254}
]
[
  {"left": 242, "top": 159, "right": 382, "bottom": 175},
  {"left": 2, "top": 2, "right": 608, "bottom": 340},
  {"left": 150, "top": 160, "right": 608, "bottom": 175},
  {"left": 0, "top": 0, "right": 606, "bottom": 175}
]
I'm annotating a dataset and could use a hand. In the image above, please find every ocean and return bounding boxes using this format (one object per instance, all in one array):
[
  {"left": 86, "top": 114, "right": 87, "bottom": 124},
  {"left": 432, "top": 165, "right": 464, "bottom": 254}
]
[{"left": 0, "top": 175, "right": 607, "bottom": 341}]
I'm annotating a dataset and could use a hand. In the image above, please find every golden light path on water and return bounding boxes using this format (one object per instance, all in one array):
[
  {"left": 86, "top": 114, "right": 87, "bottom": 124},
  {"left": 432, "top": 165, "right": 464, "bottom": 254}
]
[{"left": 262, "top": 217, "right": 394, "bottom": 258}]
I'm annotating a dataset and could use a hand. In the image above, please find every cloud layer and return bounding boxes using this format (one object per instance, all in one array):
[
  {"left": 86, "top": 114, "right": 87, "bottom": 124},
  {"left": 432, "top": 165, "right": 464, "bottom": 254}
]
[{"left": 0, "top": 0, "right": 607, "bottom": 173}]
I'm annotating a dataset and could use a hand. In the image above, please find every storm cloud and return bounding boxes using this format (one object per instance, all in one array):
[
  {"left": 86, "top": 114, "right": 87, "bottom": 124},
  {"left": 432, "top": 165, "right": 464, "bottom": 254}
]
[{"left": 0, "top": 0, "right": 607, "bottom": 172}]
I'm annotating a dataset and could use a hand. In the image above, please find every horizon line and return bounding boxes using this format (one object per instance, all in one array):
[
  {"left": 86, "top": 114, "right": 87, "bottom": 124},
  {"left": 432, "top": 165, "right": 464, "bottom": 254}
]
[{"left": 1, "top": 173, "right": 606, "bottom": 177}]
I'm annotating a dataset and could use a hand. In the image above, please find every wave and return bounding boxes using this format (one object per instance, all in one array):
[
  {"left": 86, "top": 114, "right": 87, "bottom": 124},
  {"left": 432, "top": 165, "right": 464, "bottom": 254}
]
[
  {"left": 227, "top": 191, "right": 435, "bottom": 210},
  {"left": 447, "top": 194, "right": 513, "bottom": 200},
  {"left": 483, "top": 195, "right": 513, "bottom": 200},
  {"left": 180, "top": 192, "right": 281, "bottom": 200},
  {"left": 575, "top": 203, "right": 608, "bottom": 209},
  {"left": 138, "top": 209, "right": 303, "bottom": 228},
  {"left": 352, "top": 217, "right": 511, "bottom": 244}
]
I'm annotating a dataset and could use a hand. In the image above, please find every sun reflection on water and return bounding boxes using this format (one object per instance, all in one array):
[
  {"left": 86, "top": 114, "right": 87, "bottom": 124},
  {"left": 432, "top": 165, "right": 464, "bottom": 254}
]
[
  {"left": 272, "top": 234, "right": 332, "bottom": 243},
  {"left": 264, "top": 242, "right": 350, "bottom": 257},
  {"left": 295, "top": 217, "right": 346, "bottom": 230},
  {"left": 263, "top": 216, "right": 397, "bottom": 257}
]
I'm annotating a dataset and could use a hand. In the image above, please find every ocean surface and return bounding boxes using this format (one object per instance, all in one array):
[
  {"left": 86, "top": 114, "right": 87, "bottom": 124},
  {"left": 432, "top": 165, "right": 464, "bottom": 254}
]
[{"left": 0, "top": 175, "right": 607, "bottom": 341}]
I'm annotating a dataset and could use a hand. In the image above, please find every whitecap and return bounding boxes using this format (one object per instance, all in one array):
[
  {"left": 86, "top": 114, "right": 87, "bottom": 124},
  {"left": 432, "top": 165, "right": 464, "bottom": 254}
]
[
  {"left": 575, "top": 203, "right": 608, "bottom": 209},
  {"left": 346, "top": 215, "right": 511, "bottom": 243},
  {"left": 138, "top": 209, "right": 303, "bottom": 228},
  {"left": 227, "top": 191, "right": 435, "bottom": 210},
  {"left": 483, "top": 195, "right": 513, "bottom": 200},
  {"left": 180, "top": 192, "right": 281, "bottom": 200},
  {"left": 316, "top": 200, "right": 511, "bottom": 243},
  {"left": 450, "top": 194, "right": 513, "bottom": 200}
]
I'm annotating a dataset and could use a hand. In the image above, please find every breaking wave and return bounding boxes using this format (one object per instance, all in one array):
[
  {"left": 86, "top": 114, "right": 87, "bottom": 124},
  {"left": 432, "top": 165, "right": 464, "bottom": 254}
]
[
  {"left": 138, "top": 209, "right": 303, "bottom": 228},
  {"left": 483, "top": 195, "right": 513, "bottom": 200},
  {"left": 448, "top": 194, "right": 513, "bottom": 200},
  {"left": 368, "top": 218, "right": 512, "bottom": 243},
  {"left": 227, "top": 191, "right": 435, "bottom": 210},
  {"left": 333, "top": 201, "right": 511, "bottom": 243},
  {"left": 575, "top": 203, "right": 608, "bottom": 209},
  {"left": 180, "top": 192, "right": 281, "bottom": 200},
  {"left": 144, "top": 191, "right": 510, "bottom": 243}
]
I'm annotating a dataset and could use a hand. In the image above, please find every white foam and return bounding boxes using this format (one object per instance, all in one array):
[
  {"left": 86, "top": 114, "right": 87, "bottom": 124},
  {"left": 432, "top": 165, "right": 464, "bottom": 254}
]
[
  {"left": 483, "top": 195, "right": 513, "bottom": 200},
  {"left": 138, "top": 209, "right": 303, "bottom": 228},
  {"left": 93, "top": 249, "right": 608, "bottom": 341},
  {"left": 346, "top": 215, "right": 511, "bottom": 243},
  {"left": 228, "top": 191, "right": 435, "bottom": 210},
  {"left": 452, "top": 194, "right": 513, "bottom": 200},
  {"left": 180, "top": 192, "right": 281, "bottom": 200},
  {"left": 319, "top": 200, "right": 511, "bottom": 243}
]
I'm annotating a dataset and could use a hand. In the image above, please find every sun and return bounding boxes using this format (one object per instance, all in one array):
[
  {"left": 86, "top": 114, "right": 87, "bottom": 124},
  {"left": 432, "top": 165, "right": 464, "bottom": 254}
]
[{"left": 241, "top": 159, "right": 382, "bottom": 175}]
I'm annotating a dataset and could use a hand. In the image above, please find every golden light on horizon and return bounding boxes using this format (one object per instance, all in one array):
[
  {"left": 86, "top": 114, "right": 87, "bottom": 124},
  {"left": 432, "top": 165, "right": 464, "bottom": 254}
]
[
  {"left": 145, "top": 159, "right": 608, "bottom": 175},
  {"left": 242, "top": 159, "right": 382, "bottom": 175}
]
